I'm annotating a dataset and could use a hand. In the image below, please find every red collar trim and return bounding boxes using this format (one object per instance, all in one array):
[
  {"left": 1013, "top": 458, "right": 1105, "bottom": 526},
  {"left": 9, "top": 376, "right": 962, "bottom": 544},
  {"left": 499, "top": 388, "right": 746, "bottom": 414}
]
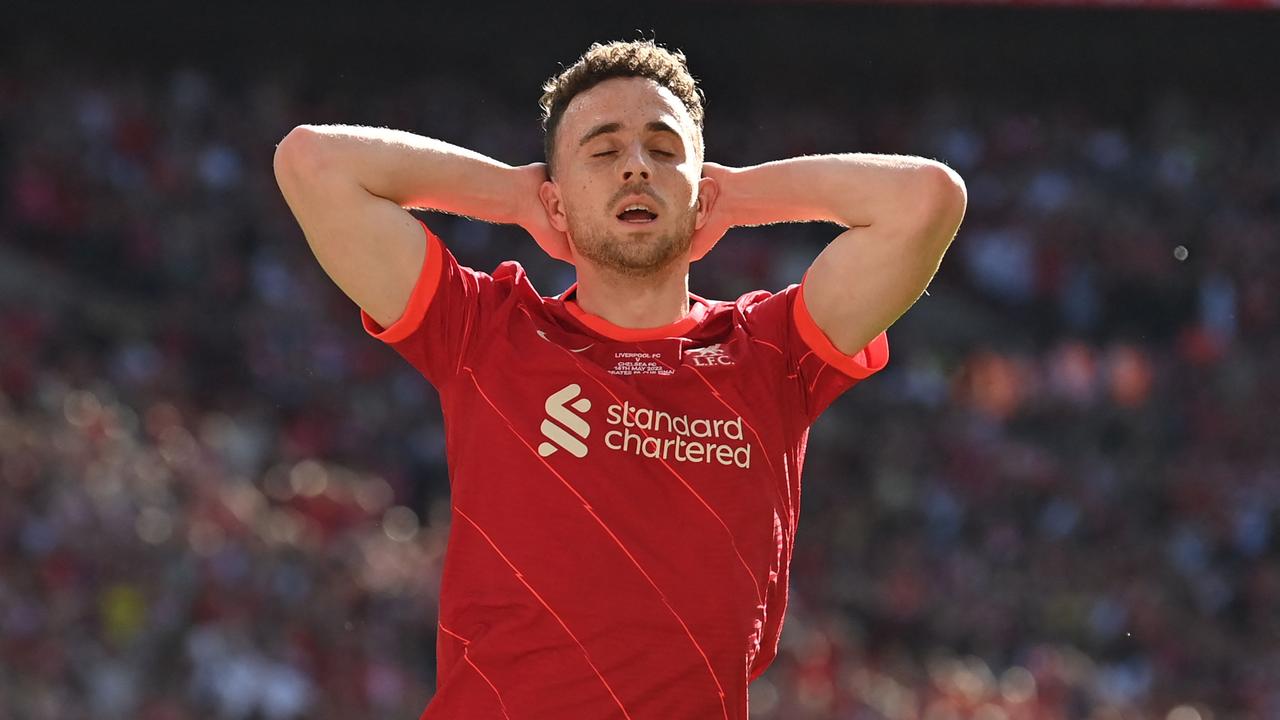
[{"left": 557, "top": 283, "right": 709, "bottom": 341}]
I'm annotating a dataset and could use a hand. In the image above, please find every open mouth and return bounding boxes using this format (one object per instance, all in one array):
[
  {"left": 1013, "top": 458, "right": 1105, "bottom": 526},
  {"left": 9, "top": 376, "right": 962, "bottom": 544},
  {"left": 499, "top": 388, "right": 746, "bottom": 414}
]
[{"left": 616, "top": 205, "right": 659, "bottom": 225}]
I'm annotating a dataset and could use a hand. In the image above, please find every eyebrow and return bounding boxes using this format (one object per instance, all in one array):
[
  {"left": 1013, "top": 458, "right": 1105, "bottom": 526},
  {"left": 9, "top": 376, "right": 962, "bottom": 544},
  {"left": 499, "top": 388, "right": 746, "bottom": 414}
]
[{"left": 577, "top": 120, "right": 682, "bottom": 148}]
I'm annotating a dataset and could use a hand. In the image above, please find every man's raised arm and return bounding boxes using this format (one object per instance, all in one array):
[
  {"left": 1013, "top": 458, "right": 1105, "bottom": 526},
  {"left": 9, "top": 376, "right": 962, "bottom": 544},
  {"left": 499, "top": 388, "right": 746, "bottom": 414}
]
[
  {"left": 272, "top": 125, "right": 565, "bottom": 330},
  {"left": 693, "top": 155, "right": 967, "bottom": 356}
]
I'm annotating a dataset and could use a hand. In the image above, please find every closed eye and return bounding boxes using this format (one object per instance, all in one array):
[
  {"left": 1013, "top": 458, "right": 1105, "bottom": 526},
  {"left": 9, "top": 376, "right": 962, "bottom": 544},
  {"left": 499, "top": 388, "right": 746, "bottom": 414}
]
[{"left": 592, "top": 150, "right": 676, "bottom": 158}]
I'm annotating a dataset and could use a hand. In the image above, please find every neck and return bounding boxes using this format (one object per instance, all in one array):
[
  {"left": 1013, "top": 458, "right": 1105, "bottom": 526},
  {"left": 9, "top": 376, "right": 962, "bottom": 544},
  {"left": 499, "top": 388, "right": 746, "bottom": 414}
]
[{"left": 571, "top": 261, "right": 691, "bottom": 329}]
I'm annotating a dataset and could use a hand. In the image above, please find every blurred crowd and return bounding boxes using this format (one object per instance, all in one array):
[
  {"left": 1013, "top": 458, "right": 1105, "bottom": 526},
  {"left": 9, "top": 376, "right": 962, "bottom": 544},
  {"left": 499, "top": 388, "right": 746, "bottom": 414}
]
[{"left": 1, "top": 35, "right": 1278, "bottom": 720}]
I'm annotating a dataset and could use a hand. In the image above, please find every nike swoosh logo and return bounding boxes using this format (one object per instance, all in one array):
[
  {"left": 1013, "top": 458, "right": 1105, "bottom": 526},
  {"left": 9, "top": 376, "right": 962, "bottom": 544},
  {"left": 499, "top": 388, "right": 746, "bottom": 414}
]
[{"left": 537, "top": 329, "right": 594, "bottom": 353}]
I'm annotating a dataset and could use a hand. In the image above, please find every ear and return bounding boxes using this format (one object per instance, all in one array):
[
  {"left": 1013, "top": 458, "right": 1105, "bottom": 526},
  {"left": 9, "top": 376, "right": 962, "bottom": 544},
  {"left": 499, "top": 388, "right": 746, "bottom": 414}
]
[
  {"left": 693, "top": 174, "right": 720, "bottom": 230},
  {"left": 538, "top": 179, "right": 570, "bottom": 233}
]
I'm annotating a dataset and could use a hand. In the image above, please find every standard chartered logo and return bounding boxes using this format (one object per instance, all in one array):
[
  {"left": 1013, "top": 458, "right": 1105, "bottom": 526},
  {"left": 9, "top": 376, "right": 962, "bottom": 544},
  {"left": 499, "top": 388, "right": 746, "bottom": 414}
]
[
  {"left": 538, "top": 384, "right": 592, "bottom": 458},
  {"left": 536, "top": 383, "right": 751, "bottom": 468},
  {"left": 604, "top": 401, "right": 751, "bottom": 468}
]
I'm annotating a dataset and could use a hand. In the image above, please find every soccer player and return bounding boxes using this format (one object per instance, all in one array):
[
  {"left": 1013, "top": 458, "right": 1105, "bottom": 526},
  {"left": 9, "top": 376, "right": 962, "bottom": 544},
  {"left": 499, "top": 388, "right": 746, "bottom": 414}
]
[{"left": 273, "top": 40, "right": 965, "bottom": 720}]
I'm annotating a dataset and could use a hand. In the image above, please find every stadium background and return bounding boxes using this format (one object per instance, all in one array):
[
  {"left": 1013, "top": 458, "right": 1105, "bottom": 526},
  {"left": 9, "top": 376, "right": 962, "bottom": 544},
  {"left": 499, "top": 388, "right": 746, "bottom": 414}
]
[{"left": 2, "top": 1, "right": 1278, "bottom": 718}]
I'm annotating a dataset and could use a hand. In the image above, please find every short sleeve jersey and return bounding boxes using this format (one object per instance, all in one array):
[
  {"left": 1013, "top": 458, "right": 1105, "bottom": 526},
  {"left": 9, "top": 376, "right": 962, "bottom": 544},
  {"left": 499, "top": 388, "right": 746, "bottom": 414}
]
[{"left": 361, "top": 219, "right": 888, "bottom": 720}]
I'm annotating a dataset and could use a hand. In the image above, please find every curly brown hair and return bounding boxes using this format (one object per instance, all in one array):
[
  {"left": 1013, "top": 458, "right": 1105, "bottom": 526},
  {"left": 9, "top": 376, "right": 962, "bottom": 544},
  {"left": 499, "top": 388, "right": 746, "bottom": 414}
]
[{"left": 539, "top": 39, "right": 706, "bottom": 177}]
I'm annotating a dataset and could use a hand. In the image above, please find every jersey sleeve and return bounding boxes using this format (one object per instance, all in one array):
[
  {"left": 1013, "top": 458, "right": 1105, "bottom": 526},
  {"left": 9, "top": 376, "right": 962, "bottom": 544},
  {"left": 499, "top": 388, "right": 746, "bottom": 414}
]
[
  {"left": 742, "top": 272, "right": 890, "bottom": 423},
  {"left": 358, "top": 218, "right": 493, "bottom": 389}
]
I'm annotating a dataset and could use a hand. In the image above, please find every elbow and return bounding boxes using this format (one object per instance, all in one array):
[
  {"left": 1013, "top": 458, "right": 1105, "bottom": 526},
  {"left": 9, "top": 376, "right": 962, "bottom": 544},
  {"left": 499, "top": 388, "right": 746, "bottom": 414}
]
[
  {"left": 274, "top": 126, "right": 334, "bottom": 185},
  {"left": 921, "top": 161, "right": 967, "bottom": 217},
  {"left": 917, "top": 162, "right": 967, "bottom": 247}
]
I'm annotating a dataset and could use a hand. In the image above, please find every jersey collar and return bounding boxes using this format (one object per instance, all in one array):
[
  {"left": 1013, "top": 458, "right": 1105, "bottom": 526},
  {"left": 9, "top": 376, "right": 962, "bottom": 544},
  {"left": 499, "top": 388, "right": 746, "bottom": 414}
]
[{"left": 556, "top": 282, "right": 710, "bottom": 342}]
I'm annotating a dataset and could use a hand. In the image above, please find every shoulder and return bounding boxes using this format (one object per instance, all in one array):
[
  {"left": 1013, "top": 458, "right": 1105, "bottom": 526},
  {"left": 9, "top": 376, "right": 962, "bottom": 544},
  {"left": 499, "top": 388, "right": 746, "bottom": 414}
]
[
  {"left": 725, "top": 284, "right": 801, "bottom": 327},
  {"left": 688, "top": 286, "right": 801, "bottom": 353},
  {"left": 433, "top": 255, "right": 548, "bottom": 324},
  {"left": 734, "top": 285, "right": 795, "bottom": 309},
  {"left": 473, "top": 258, "right": 542, "bottom": 302},
  {"left": 690, "top": 286, "right": 795, "bottom": 317}
]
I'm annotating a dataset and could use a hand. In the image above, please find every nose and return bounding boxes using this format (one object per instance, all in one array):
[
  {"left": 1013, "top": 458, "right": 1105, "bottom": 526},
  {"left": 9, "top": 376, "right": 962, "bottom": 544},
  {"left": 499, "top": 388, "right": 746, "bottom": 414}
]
[{"left": 620, "top": 142, "right": 650, "bottom": 182}]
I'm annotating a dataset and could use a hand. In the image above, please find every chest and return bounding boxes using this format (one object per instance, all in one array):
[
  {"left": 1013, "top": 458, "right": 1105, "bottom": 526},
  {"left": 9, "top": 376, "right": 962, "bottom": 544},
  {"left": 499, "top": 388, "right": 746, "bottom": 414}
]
[{"left": 450, "top": 318, "right": 794, "bottom": 515}]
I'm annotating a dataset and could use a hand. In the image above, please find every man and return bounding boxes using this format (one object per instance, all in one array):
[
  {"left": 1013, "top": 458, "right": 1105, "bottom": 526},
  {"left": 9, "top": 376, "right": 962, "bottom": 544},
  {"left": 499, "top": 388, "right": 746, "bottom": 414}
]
[{"left": 273, "top": 39, "right": 965, "bottom": 720}]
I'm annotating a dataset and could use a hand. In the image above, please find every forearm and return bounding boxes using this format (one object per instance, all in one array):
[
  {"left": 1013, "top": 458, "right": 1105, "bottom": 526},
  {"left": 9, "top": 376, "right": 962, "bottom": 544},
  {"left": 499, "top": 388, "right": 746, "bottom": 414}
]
[
  {"left": 719, "top": 153, "right": 954, "bottom": 229},
  {"left": 283, "top": 124, "right": 523, "bottom": 225}
]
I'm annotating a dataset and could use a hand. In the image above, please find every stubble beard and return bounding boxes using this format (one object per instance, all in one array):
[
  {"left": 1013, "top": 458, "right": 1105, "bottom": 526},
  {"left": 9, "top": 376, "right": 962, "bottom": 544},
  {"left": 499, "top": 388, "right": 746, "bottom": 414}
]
[{"left": 568, "top": 208, "right": 697, "bottom": 279}]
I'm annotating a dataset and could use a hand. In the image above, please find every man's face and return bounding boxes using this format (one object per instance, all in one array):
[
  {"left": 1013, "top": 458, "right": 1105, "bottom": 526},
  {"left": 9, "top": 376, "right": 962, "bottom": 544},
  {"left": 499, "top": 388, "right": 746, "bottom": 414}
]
[{"left": 542, "top": 76, "right": 706, "bottom": 278}]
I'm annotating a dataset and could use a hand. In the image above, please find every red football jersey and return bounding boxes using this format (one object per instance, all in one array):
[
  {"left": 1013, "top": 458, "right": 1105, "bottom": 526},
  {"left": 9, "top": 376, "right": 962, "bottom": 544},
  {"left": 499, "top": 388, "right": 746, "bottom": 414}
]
[{"left": 360, "top": 219, "right": 889, "bottom": 720}]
